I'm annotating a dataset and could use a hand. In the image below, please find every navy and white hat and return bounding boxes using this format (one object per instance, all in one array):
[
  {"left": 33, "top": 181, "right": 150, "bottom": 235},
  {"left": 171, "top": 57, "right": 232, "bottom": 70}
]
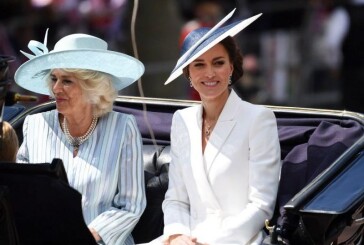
[
  {"left": 165, "top": 9, "right": 262, "bottom": 85},
  {"left": 15, "top": 30, "right": 145, "bottom": 95}
]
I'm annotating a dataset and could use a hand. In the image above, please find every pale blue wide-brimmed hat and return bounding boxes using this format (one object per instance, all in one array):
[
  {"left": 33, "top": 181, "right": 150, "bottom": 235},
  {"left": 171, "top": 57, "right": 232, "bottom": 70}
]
[
  {"left": 165, "top": 9, "right": 262, "bottom": 85},
  {"left": 15, "top": 30, "right": 145, "bottom": 95}
]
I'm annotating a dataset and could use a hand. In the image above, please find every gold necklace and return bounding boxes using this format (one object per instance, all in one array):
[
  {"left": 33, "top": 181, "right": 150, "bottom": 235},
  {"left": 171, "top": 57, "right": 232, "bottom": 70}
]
[{"left": 204, "top": 119, "right": 216, "bottom": 139}]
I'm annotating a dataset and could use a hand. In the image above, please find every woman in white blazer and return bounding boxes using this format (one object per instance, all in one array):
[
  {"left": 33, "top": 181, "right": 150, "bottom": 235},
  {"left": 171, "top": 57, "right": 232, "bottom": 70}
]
[{"left": 160, "top": 10, "right": 281, "bottom": 245}]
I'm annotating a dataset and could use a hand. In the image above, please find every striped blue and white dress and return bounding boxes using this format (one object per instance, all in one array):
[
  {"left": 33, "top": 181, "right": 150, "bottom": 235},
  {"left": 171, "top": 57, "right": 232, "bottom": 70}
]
[{"left": 17, "top": 109, "right": 146, "bottom": 245}]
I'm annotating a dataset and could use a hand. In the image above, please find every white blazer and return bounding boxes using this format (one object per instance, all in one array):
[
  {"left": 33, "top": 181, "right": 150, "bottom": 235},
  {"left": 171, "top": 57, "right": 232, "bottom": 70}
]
[{"left": 162, "top": 90, "right": 281, "bottom": 245}]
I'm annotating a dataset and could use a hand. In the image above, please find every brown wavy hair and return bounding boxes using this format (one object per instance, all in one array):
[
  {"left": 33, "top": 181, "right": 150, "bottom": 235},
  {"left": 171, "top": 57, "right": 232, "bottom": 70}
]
[{"left": 0, "top": 121, "right": 19, "bottom": 162}]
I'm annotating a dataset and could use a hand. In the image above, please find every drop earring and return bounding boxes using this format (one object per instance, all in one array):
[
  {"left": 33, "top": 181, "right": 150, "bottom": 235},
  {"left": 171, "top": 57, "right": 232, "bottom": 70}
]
[
  {"left": 228, "top": 75, "right": 232, "bottom": 85},
  {"left": 189, "top": 77, "right": 193, "bottom": 87}
]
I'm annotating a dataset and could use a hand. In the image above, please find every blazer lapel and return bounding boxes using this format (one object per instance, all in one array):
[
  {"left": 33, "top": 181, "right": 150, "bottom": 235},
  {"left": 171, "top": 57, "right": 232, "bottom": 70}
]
[
  {"left": 187, "top": 105, "right": 221, "bottom": 210},
  {"left": 204, "top": 90, "right": 239, "bottom": 173}
]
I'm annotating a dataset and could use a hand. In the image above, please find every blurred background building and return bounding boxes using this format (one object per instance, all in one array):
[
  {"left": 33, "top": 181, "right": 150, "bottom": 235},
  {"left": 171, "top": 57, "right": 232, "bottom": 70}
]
[{"left": 0, "top": 0, "right": 362, "bottom": 112}]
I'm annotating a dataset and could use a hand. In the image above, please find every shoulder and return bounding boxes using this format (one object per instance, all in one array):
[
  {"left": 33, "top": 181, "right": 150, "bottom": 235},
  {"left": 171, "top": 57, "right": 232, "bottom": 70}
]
[
  {"left": 170, "top": 106, "right": 199, "bottom": 134},
  {"left": 22, "top": 110, "right": 59, "bottom": 136},
  {"left": 101, "top": 111, "right": 139, "bottom": 131},
  {"left": 103, "top": 111, "right": 135, "bottom": 122},
  {"left": 233, "top": 100, "right": 277, "bottom": 127},
  {"left": 173, "top": 105, "right": 199, "bottom": 120},
  {"left": 246, "top": 102, "right": 273, "bottom": 115},
  {"left": 25, "top": 110, "right": 57, "bottom": 123},
  {"left": 27, "top": 109, "right": 56, "bottom": 118},
  {"left": 227, "top": 92, "right": 274, "bottom": 118}
]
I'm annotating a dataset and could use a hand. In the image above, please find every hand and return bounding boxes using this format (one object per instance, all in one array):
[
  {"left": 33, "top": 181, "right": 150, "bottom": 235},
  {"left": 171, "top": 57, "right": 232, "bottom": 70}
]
[
  {"left": 166, "top": 234, "right": 197, "bottom": 245},
  {"left": 89, "top": 228, "right": 101, "bottom": 242}
]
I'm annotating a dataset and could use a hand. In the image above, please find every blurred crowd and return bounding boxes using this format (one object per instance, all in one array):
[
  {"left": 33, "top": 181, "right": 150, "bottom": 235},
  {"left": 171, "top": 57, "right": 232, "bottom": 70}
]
[
  {"left": 1, "top": 0, "right": 363, "bottom": 113},
  {"left": 1, "top": 0, "right": 130, "bottom": 105}
]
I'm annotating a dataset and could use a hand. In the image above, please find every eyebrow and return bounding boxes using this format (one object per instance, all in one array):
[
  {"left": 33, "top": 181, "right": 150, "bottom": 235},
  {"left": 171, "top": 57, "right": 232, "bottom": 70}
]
[
  {"left": 193, "top": 56, "right": 226, "bottom": 62},
  {"left": 50, "top": 73, "right": 72, "bottom": 79}
]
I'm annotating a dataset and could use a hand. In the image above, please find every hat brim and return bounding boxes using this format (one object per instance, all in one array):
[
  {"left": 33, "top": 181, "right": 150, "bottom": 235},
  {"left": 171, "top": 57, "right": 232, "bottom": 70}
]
[
  {"left": 164, "top": 12, "right": 262, "bottom": 85},
  {"left": 15, "top": 49, "right": 144, "bottom": 95}
]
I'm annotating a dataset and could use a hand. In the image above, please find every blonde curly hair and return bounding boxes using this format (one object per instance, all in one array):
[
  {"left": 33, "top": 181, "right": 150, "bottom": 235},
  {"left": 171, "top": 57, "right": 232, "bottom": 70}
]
[{"left": 47, "top": 69, "right": 117, "bottom": 117}]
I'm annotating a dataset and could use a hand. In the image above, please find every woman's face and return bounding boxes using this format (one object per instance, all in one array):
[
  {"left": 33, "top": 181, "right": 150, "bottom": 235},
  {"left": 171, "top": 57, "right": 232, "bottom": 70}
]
[
  {"left": 188, "top": 43, "right": 233, "bottom": 101},
  {"left": 51, "top": 69, "right": 91, "bottom": 117}
]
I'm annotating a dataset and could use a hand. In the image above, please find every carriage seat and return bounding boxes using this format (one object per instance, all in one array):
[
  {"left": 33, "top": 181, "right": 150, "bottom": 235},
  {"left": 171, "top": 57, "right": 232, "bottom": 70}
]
[{"left": 132, "top": 145, "right": 170, "bottom": 244}]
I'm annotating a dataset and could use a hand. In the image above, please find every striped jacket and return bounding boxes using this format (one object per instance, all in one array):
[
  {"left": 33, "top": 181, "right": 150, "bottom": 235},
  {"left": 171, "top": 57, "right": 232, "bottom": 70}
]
[{"left": 17, "top": 109, "right": 146, "bottom": 245}]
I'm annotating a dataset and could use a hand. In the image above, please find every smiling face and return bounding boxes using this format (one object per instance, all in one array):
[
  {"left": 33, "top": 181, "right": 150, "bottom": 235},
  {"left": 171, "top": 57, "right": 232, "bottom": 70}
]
[
  {"left": 50, "top": 69, "right": 92, "bottom": 118},
  {"left": 188, "top": 43, "right": 233, "bottom": 102}
]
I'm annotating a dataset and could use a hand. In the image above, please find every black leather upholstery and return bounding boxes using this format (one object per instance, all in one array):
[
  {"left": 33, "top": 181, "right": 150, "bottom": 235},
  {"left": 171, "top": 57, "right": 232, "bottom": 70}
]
[{"left": 132, "top": 145, "right": 170, "bottom": 244}]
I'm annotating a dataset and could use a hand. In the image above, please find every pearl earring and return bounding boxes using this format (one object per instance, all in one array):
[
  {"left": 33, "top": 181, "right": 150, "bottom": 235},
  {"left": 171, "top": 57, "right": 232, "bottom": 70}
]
[
  {"left": 228, "top": 75, "right": 232, "bottom": 85},
  {"left": 189, "top": 77, "right": 193, "bottom": 87}
]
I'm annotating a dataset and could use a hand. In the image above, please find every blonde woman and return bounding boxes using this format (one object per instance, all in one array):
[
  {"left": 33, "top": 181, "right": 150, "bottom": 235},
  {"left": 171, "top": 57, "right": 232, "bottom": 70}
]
[{"left": 15, "top": 32, "right": 146, "bottom": 245}]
